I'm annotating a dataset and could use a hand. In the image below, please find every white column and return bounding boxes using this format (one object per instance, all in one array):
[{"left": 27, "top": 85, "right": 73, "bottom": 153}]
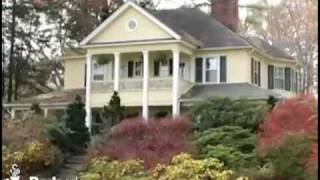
[
  {"left": 172, "top": 49, "right": 180, "bottom": 117},
  {"left": 85, "top": 53, "right": 92, "bottom": 134},
  {"left": 44, "top": 108, "right": 48, "bottom": 118},
  {"left": 142, "top": 50, "right": 149, "bottom": 120},
  {"left": 10, "top": 108, "right": 16, "bottom": 119},
  {"left": 190, "top": 57, "right": 196, "bottom": 83},
  {"left": 114, "top": 52, "right": 120, "bottom": 92}
]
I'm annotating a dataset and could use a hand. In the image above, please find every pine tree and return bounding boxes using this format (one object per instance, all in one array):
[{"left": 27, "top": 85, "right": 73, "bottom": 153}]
[
  {"left": 65, "top": 95, "right": 90, "bottom": 152},
  {"left": 101, "top": 91, "right": 125, "bottom": 126}
]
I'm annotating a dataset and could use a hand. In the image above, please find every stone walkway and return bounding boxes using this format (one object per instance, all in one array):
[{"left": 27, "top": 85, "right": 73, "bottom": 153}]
[{"left": 56, "top": 153, "right": 89, "bottom": 180}]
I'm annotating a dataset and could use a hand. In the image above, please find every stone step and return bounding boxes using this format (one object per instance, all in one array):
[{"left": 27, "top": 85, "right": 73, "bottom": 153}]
[{"left": 63, "top": 163, "right": 86, "bottom": 171}]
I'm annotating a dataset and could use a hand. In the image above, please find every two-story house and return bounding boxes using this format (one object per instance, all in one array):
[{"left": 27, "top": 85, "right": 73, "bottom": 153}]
[{"left": 4, "top": 0, "right": 298, "bottom": 133}]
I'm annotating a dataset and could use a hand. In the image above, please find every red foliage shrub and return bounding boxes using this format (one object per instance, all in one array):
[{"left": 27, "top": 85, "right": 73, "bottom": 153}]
[
  {"left": 257, "top": 94, "right": 318, "bottom": 173},
  {"left": 96, "top": 116, "right": 196, "bottom": 169},
  {"left": 257, "top": 94, "right": 318, "bottom": 153}
]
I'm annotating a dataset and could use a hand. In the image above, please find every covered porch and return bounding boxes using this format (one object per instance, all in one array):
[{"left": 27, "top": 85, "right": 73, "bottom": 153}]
[{"left": 84, "top": 41, "right": 196, "bottom": 132}]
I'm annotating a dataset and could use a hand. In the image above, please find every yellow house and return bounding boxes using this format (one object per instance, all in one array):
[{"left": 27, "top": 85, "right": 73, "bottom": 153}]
[{"left": 4, "top": 1, "right": 297, "bottom": 132}]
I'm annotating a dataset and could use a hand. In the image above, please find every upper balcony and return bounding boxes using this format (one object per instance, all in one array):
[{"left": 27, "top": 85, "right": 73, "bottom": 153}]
[{"left": 90, "top": 51, "right": 194, "bottom": 95}]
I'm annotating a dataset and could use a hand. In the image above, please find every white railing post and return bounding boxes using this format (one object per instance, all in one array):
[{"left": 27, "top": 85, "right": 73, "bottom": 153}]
[
  {"left": 172, "top": 49, "right": 180, "bottom": 117},
  {"left": 85, "top": 53, "right": 92, "bottom": 134},
  {"left": 142, "top": 50, "right": 149, "bottom": 121}
]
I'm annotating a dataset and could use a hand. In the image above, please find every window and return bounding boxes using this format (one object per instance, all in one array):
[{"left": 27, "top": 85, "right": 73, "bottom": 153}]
[
  {"left": 274, "top": 67, "right": 285, "bottom": 89},
  {"left": 127, "top": 19, "right": 138, "bottom": 31},
  {"left": 93, "top": 63, "right": 105, "bottom": 81},
  {"left": 205, "top": 57, "right": 219, "bottom": 82},
  {"left": 179, "top": 62, "right": 185, "bottom": 79},
  {"left": 252, "top": 59, "right": 260, "bottom": 85},
  {"left": 159, "top": 59, "right": 169, "bottom": 77},
  {"left": 135, "top": 61, "right": 143, "bottom": 77}
]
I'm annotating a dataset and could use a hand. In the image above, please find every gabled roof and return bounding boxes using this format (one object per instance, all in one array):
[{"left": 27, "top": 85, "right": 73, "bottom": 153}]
[
  {"left": 80, "top": 2, "right": 294, "bottom": 62},
  {"left": 239, "top": 35, "right": 294, "bottom": 60},
  {"left": 151, "top": 8, "right": 250, "bottom": 48},
  {"left": 80, "top": 1, "right": 181, "bottom": 46}
]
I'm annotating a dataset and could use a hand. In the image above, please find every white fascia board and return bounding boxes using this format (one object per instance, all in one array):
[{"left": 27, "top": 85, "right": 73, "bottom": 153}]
[{"left": 80, "top": 1, "right": 181, "bottom": 46}]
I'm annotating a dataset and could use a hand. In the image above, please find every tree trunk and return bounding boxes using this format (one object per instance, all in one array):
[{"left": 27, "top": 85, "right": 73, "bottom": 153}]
[
  {"left": 14, "top": 50, "right": 20, "bottom": 100},
  {"left": 7, "top": 0, "right": 16, "bottom": 103},
  {"left": 2, "top": 38, "right": 5, "bottom": 98}
]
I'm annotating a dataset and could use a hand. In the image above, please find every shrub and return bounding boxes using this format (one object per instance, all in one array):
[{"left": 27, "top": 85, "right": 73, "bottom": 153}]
[
  {"left": 30, "top": 102, "right": 42, "bottom": 114},
  {"left": 47, "top": 122, "right": 73, "bottom": 153},
  {"left": 194, "top": 126, "right": 257, "bottom": 168},
  {"left": 257, "top": 95, "right": 318, "bottom": 179},
  {"left": 257, "top": 94, "right": 317, "bottom": 153},
  {"left": 263, "top": 134, "right": 315, "bottom": 180},
  {"left": 266, "top": 96, "right": 277, "bottom": 109},
  {"left": 189, "top": 97, "right": 270, "bottom": 132},
  {"left": 2, "top": 115, "right": 56, "bottom": 150},
  {"left": 95, "top": 117, "right": 195, "bottom": 169},
  {"left": 152, "top": 153, "right": 238, "bottom": 180},
  {"left": 2, "top": 140, "right": 63, "bottom": 178},
  {"left": 79, "top": 157, "right": 148, "bottom": 180}
]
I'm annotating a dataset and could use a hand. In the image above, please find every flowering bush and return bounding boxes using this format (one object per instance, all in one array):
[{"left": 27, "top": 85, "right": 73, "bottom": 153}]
[
  {"left": 80, "top": 157, "right": 148, "bottom": 180},
  {"left": 2, "top": 140, "right": 63, "bottom": 178},
  {"left": 95, "top": 117, "right": 196, "bottom": 169},
  {"left": 152, "top": 153, "right": 240, "bottom": 180}
]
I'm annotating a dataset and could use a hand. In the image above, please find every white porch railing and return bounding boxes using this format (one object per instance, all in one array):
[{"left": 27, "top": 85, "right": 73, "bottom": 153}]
[{"left": 91, "top": 77, "right": 193, "bottom": 93}]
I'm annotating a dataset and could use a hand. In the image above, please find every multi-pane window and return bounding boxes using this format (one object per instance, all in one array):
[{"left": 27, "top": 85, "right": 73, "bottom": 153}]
[
  {"left": 179, "top": 62, "right": 185, "bottom": 79},
  {"left": 205, "top": 57, "right": 219, "bottom": 82},
  {"left": 93, "top": 63, "right": 105, "bottom": 81},
  {"left": 252, "top": 59, "right": 260, "bottom": 85},
  {"left": 135, "top": 61, "right": 143, "bottom": 77},
  {"left": 274, "top": 67, "right": 285, "bottom": 89},
  {"left": 159, "top": 59, "right": 169, "bottom": 77}
]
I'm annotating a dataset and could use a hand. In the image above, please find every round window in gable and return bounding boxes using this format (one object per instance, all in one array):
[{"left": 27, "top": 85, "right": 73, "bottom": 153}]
[{"left": 127, "top": 19, "right": 138, "bottom": 31}]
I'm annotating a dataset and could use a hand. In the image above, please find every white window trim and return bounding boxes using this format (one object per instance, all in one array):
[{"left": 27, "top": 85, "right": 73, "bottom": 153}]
[
  {"left": 273, "top": 66, "right": 285, "bottom": 90},
  {"left": 92, "top": 60, "right": 107, "bottom": 83},
  {"left": 202, "top": 55, "right": 220, "bottom": 84}
]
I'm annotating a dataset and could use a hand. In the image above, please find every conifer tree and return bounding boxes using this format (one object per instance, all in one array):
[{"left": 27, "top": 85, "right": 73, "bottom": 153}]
[
  {"left": 101, "top": 91, "right": 125, "bottom": 126},
  {"left": 65, "top": 95, "right": 90, "bottom": 151}
]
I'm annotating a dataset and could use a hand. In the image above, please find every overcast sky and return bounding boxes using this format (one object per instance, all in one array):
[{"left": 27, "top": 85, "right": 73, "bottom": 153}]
[{"left": 157, "top": 0, "right": 281, "bottom": 20}]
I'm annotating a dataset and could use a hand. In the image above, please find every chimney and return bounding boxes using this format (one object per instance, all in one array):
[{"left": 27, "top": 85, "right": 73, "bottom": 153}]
[{"left": 211, "top": 0, "right": 239, "bottom": 32}]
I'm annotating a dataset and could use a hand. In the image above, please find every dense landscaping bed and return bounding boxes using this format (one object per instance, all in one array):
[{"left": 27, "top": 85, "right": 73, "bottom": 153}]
[
  {"left": 80, "top": 95, "right": 317, "bottom": 180},
  {"left": 2, "top": 94, "right": 318, "bottom": 179}
]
